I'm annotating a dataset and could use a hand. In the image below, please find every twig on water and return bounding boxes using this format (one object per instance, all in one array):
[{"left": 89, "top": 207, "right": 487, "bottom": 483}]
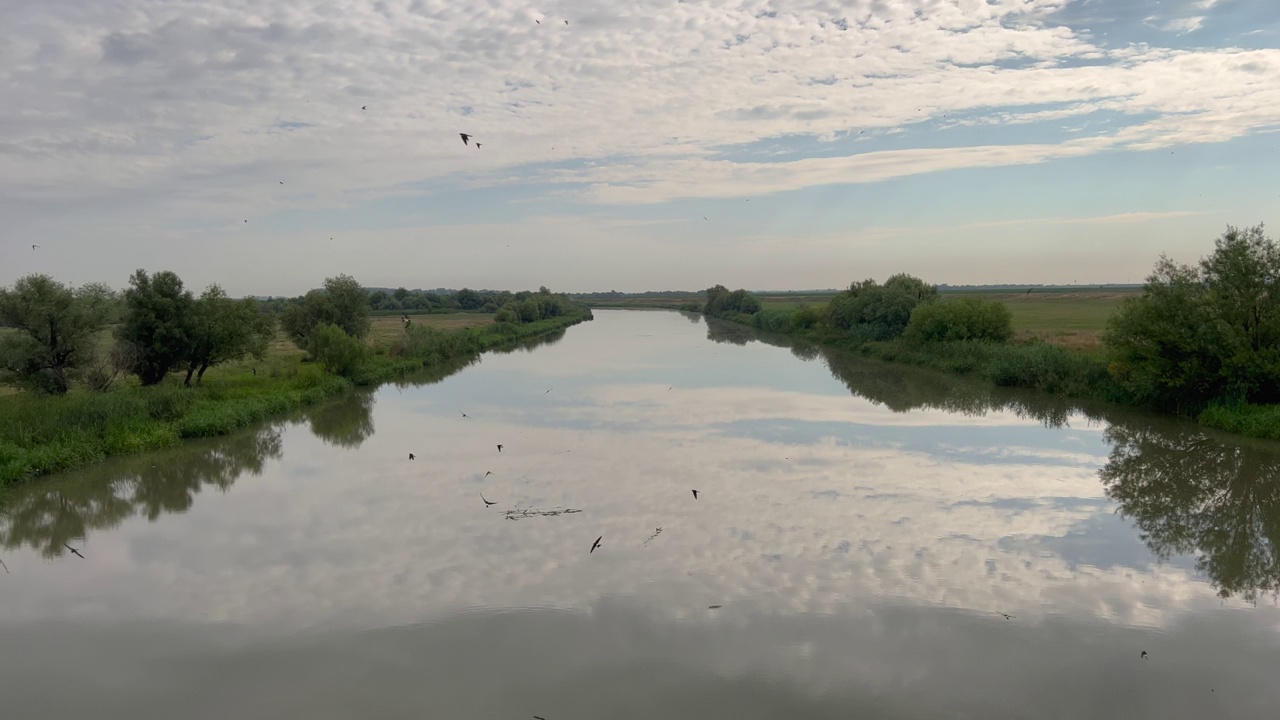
[
  {"left": 0, "top": 557, "right": 8, "bottom": 574},
  {"left": 502, "top": 506, "right": 583, "bottom": 521}
]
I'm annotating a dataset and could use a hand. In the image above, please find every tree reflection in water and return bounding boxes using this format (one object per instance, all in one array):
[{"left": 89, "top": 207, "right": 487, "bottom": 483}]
[
  {"left": 0, "top": 423, "right": 283, "bottom": 559},
  {"left": 703, "top": 314, "right": 1280, "bottom": 602},
  {"left": 1100, "top": 422, "right": 1280, "bottom": 603},
  {"left": 307, "top": 391, "right": 376, "bottom": 449}
]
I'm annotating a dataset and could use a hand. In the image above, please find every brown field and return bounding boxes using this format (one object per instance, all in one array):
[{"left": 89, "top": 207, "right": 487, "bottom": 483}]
[{"left": 366, "top": 312, "right": 495, "bottom": 347}]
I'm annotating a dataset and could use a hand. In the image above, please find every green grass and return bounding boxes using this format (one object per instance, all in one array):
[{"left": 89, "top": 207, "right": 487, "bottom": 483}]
[
  {"left": 0, "top": 308, "right": 591, "bottom": 487},
  {"left": 1198, "top": 403, "right": 1280, "bottom": 440}
]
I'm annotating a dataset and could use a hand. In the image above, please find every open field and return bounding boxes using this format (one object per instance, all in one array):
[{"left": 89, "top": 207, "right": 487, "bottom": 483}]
[
  {"left": 963, "top": 291, "right": 1138, "bottom": 354},
  {"left": 366, "top": 312, "right": 495, "bottom": 347}
]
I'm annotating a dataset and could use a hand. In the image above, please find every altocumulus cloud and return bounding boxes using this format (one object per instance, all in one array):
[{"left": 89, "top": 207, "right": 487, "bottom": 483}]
[{"left": 1, "top": 0, "right": 1277, "bottom": 293}]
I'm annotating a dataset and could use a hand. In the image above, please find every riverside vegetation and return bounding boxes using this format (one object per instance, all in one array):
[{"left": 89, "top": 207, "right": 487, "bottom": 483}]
[
  {"left": 0, "top": 272, "right": 590, "bottom": 486},
  {"left": 702, "top": 224, "right": 1280, "bottom": 441}
]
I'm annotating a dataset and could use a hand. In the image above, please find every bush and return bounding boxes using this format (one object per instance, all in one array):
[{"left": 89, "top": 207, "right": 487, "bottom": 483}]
[
  {"left": 904, "top": 297, "right": 1013, "bottom": 345},
  {"left": 791, "top": 306, "right": 820, "bottom": 330},
  {"left": 306, "top": 323, "right": 366, "bottom": 378},
  {"left": 753, "top": 308, "right": 793, "bottom": 333}
]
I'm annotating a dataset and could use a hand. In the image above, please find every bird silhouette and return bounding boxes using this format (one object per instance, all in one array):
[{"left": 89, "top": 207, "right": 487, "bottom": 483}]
[
  {"left": 534, "top": 716, "right": 547, "bottom": 720},
  {"left": 535, "top": 20, "right": 540, "bottom": 24},
  {"left": 460, "top": 411, "right": 470, "bottom": 418},
  {"left": 708, "top": 605, "right": 722, "bottom": 609},
  {"left": 31, "top": 244, "right": 38, "bottom": 250},
  {"left": 1141, "top": 650, "right": 1148, "bottom": 659},
  {"left": 998, "top": 612, "right": 1013, "bottom": 620},
  {"left": 475, "top": 143, "right": 482, "bottom": 149},
  {"left": 279, "top": 181, "right": 283, "bottom": 185},
  {"left": 409, "top": 453, "right": 415, "bottom": 460},
  {"left": 64, "top": 543, "right": 84, "bottom": 559},
  {"left": 362, "top": 105, "right": 366, "bottom": 110},
  {"left": 460, "top": 133, "right": 472, "bottom": 146},
  {"left": 497, "top": 444, "right": 504, "bottom": 452},
  {"left": 564, "top": 19, "right": 569, "bottom": 24},
  {"left": 481, "top": 493, "right": 497, "bottom": 507},
  {"left": 703, "top": 216, "right": 708, "bottom": 221},
  {"left": 1025, "top": 288, "right": 1032, "bottom": 294},
  {"left": 0, "top": 557, "right": 8, "bottom": 573},
  {"left": 691, "top": 489, "right": 699, "bottom": 499},
  {"left": 244, "top": 220, "right": 248, "bottom": 223},
  {"left": 484, "top": 471, "right": 494, "bottom": 477},
  {"left": 590, "top": 536, "right": 602, "bottom": 553},
  {"left": 544, "top": 388, "right": 553, "bottom": 394}
]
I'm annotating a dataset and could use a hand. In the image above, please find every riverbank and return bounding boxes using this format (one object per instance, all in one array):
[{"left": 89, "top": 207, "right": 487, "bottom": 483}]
[
  {"left": 0, "top": 310, "right": 591, "bottom": 486},
  {"left": 725, "top": 300, "right": 1280, "bottom": 442}
]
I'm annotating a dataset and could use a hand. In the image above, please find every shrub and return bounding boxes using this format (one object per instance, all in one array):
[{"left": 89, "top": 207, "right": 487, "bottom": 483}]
[
  {"left": 904, "top": 297, "right": 1013, "bottom": 345},
  {"left": 306, "top": 323, "right": 366, "bottom": 378}
]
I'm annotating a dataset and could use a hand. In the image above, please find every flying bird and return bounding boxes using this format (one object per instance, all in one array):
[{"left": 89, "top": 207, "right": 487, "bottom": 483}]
[
  {"left": 460, "top": 133, "right": 472, "bottom": 146},
  {"left": 708, "top": 605, "right": 722, "bottom": 609},
  {"left": 31, "top": 244, "right": 38, "bottom": 250},
  {"left": 1025, "top": 288, "right": 1032, "bottom": 295},
  {"left": 691, "top": 489, "right": 699, "bottom": 499},
  {"left": 475, "top": 143, "right": 482, "bottom": 149},
  {"left": 64, "top": 543, "right": 84, "bottom": 559},
  {"left": 481, "top": 493, "right": 497, "bottom": 507},
  {"left": 1141, "top": 650, "right": 1148, "bottom": 659},
  {"left": 703, "top": 216, "right": 708, "bottom": 221},
  {"left": 497, "top": 444, "right": 504, "bottom": 452},
  {"left": 362, "top": 105, "right": 366, "bottom": 110},
  {"left": 460, "top": 411, "right": 470, "bottom": 418},
  {"left": 279, "top": 181, "right": 283, "bottom": 185},
  {"left": 0, "top": 557, "right": 8, "bottom": 573},
  {"left": 409, "top": 453, "right": 415, "bottom": 460},
  {"left": 544, "top": 388, "right": 553, "bottom": 394},
  {"left": 590, "top": 536, "right": 602, "bottom": 553},
  {"left": 535, "top": 20, "right": 540, "bottom": 24},
  {"left": 564, "top": 19, "right": 569, "bottom": 24},
  {"left": 484, "top": 471, "right": 494, "bottom": 477},
  {"left": 998, "top": 612, "right": 1013, "bottom": 620}
]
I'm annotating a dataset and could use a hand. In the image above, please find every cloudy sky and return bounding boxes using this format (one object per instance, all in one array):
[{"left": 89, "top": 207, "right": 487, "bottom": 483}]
[{"left": 2, "top": 0, "right": 1277, "bottom": 296}]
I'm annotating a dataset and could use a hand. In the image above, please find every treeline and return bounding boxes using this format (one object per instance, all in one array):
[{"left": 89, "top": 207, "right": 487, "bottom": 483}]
[
  {"left": 258, "top": 285, "right": 561, "bottom": 314},
  {"left": 699, "top": 224, "right": 1280, "bottom": 438},
  {"left": 0, "top": 271, "right": 275, "bottom": 395}
]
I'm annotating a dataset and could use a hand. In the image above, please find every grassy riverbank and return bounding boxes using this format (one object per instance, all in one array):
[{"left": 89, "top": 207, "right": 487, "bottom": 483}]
[
  {"left": 712, "top": 278, "right": 1280, "bottom": 442},
  {"left": 0, "top": 310, "right": 590, "bottom": 486}
]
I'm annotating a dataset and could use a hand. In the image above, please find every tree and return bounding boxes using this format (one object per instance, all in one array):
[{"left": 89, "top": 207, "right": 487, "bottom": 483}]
[
  {"left": 825, "top": 274, "right": 937, "bottom": 341},
  {"left": 393, "top": 287, "right": 411, "bottom": 302},
  {"left": 279, "top": 274, "right": 371, "bottom": 349},
  {"left": 1105, "top": 225, "right": 1280, "bottom": 409},
  {"left": 903, "top": 297, "right": 1013, "bottom": 344},
  {"left": 183, "top": 285, "right": 275, "bottom": 386},
  {"left": 455, "top": 288, "right": 483, "bottom": 310},
  {"left": 306, "top": 323, "right": 366, "bottom": 377},
  {"left": 118, "top": 270, "right": 196, "bottom": 386},
  {"left": 0, "top": 275, "right": 117, "bottom": 394}
]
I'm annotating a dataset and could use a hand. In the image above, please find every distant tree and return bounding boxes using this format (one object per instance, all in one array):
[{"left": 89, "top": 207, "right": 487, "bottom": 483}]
[
  {"left": 903, "top": 297, "right": 1013, "bottom": 344},
  {"left": 538, "top": 285, "right": 552, "bottom": 295},
  {"left": 826, "top": 274, "right": 937, "bottom": 341},
  {"left": 118, "top": 269, "right": 195, "bottom": 386},
  {"left": 703, "top": 285, "right": 761, "bottom": 316},
  {"left": 393, "top": 287, "right": 411, "bottom": 302},
  {"left": 0, "top": 275, "right": 117, "bottom": 394},
  {"left": 323, "top": 274, "right": 371, "bottom": 339},
  {"left": 455, "top": 288, "right": 483, "bottom": 310},
  {"left": 368, "top": 290, "right": 390, "bottom": 310},
  {"left": 279, "top": 274, "right": 371, "bottom": 349},
  {"left": 182, "top": 285, "right": 275, "bottom": 386},
  {"left": 306, "top": 323, "right": 366, "bottom": 378}
]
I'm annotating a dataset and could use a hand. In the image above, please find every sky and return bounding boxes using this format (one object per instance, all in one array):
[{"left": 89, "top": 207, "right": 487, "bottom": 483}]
[{"left": 1, "top": 0, "right": 1277, "bottom": 297}]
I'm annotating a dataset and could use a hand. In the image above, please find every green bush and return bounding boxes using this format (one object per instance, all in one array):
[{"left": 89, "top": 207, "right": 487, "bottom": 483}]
[
  {"left": 753, "top": 308, "right": 793, "bottom": 333},
  {"left": 904, "top": 297, "right": 1013, "bottom": 344},
  {"left": 306, "top": 323, "right": 367, "bottom": 378}
]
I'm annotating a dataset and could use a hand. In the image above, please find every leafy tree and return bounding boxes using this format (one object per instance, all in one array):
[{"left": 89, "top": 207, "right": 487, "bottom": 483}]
[
  {"left": 1105, "top": 225, "right": 1280, "bottom": 410},
  {"left": 183, "top": 285, "right": 275, "bottom": 386},
  {"left": 119, "top": 269, "right": 195, "bottom": 386},
  {"left": 306, "top": 323, "right": 366, "bottom": 378},
  {"left": 826, "top": 274, "right": 937, "bottom": 341},
  {"left": 368, "top": 290, "right": 390, "bottom": 310},
  {"left": 0, "top": 275, "right": 118, "bottom": 394},
  {"left": 279, "top": 274, "right": 371, "bottom": 349},
  {"left": 455, "top": 288, "right": 483, "bottom": 310},
  {"left": 903, "top": 297, "right": 1013, "bottom": 344},
  {"left": 704, "top": 285, "right": 762, "bottom": 317},
  {"left": 393, "top": 287, "right": 411, "bottom": 302}
]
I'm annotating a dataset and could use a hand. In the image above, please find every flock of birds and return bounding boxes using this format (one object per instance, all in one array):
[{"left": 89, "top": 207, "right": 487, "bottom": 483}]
[{"left": 406, "top": 401, "right": 712, "bottom": 569}]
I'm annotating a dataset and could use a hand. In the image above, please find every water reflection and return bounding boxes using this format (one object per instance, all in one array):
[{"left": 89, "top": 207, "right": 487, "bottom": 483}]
[
  {"left": 1101, "top": 422, "right": 1280, "bottom": 603},
  {"left": 0, "top": 423, "right": 283, "bottom": 558},
  {"left": 703, "top": 314, "right": 1280, "bottom": 603},
  {"left": 307, "top": 391, "right": 376, "bottom": 449}
]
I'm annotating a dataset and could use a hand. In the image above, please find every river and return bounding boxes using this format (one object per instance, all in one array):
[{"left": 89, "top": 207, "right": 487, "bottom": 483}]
[{"left": 2, "top": 309, "right": 1278, "bottom": 718}]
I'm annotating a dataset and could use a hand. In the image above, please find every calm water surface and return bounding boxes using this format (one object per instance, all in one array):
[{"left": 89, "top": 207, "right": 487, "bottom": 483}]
[{"left": 3, "top": 309, "right": 1279, "bottom": 718}]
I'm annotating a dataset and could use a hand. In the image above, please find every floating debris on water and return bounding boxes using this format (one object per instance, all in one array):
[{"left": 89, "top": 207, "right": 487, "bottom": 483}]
[{"left": 502, "top": 506, "right": 583, "bottom": 521}]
